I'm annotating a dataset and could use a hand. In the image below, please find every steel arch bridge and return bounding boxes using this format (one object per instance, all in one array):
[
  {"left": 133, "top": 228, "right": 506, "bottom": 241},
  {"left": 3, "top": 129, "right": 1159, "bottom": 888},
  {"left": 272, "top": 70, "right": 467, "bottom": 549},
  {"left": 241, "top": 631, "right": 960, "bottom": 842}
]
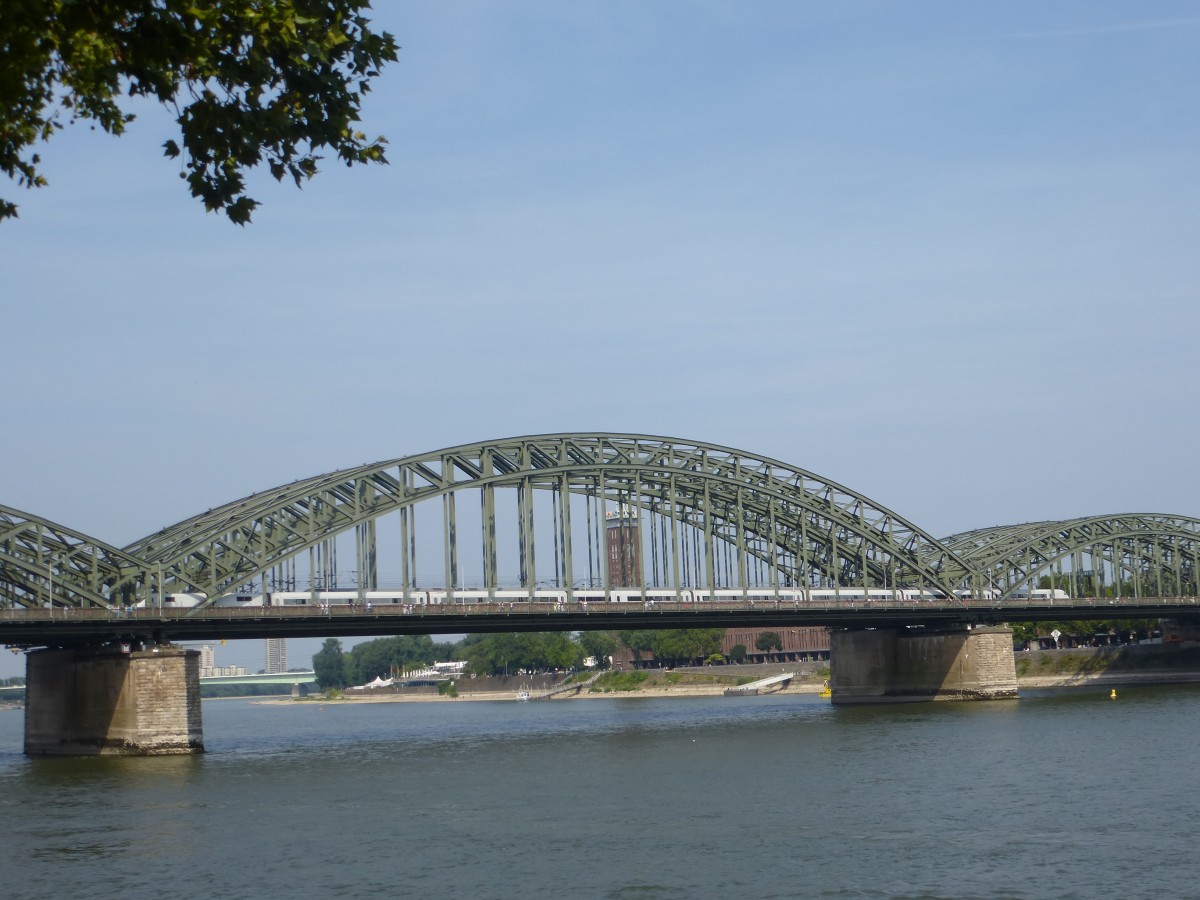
[{"left": 1, "top": 434, "right": 1197, "bottom": 609}]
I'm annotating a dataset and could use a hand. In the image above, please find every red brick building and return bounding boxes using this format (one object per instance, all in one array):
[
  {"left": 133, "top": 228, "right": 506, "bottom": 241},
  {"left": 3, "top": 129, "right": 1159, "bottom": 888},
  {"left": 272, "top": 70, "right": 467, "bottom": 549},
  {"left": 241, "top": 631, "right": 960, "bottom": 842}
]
[
  {"left": 605, "top": 511, "right": 642, "bottom": 585},
  {"left": 722, "top": 626, "right": 830, "bottom": 663},
  {"left": 610, "top": 626, "right": 830, "bottom": 668}
]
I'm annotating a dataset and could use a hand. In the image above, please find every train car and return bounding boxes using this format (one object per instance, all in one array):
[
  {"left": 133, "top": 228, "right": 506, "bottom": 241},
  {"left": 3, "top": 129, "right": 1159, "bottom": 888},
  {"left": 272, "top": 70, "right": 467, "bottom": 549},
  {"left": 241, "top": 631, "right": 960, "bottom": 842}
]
[
  {"left": 363, "top": 590, "right": 431, "bottom": 605},
  {"left": 953, "top": 589, "right": 1002, "bottom": 601},
  {"left": 489, "top": 589, "right": 529, "bottom": 603},
  {"left": 213, "top": 593, "right": 264, "bottom": 607},
  {"left": 480, "top": 589, "right": 570, "bottom": 604},
  {"left": 161, "top": 592, "right": 206, "bottom": 608},
  {"left": 435, "top": 589, "right": 565, "bottom": 604},
  {"left": 808, "top": 588, "right": 872, "bottom": 603},
  {"left": 447, "top": 590, "right": 490, "bottom": 604},
  {"left": 609, "top": 588, "right": 687, "bottom": 603},
  {"left": 706, "top": 589, "right": 797, "bottom": 604},
  {"left": 802, "top": 588, "right": 913, "bottom": 603},
  {"left": 134, "top": 592, "right": 207, "bottom": 609},
  {"left": 651, "top": 588, "right": 695, "bottom": 602},
  {"left": 208, "top": 589, "right": 439, "bottom": 608},
  {"left": 1012, "top": 588, "right": 1070, "bottom": 601}
]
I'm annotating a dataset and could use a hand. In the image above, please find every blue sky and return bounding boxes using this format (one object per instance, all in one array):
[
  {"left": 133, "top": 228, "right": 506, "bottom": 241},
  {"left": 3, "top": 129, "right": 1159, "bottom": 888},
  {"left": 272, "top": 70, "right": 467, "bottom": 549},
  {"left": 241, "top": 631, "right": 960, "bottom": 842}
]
[{"left": 3, "top": 2, "right": 1199, "bottom": 675}]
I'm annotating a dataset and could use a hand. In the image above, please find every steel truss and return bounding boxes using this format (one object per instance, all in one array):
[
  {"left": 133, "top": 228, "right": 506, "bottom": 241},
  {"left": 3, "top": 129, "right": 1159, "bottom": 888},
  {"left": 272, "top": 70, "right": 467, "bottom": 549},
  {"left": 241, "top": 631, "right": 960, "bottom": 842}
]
[
  {"left": 4, "top": 437, "right": 1198, "bottom": 610},
  {"left": 121, "top": 434, "right": 967, "bottom": 605},
  {"left": 0, "top": 505, "right": 151, "bottom": 608},
  {"left": 943, "top": 514, "right": 1200, "bottom": 598}
]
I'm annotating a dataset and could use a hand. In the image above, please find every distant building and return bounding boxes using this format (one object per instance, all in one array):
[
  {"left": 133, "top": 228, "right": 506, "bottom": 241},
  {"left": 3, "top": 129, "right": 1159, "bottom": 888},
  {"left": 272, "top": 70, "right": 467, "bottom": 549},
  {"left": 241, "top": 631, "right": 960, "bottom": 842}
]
[
  {"left": 210, "top": 665, "right": 249, "bottom": 677},
  {"left": 197, "top": 644, "right": 248, "bottom": 678},
  {"left": 723, "top": 627, "right": 830, "bottom": 662},
  {"left": 610, "top": 627, "right": 830, "bottom": 669},
  {"left": 605, "top": 510, "right": 642, "bottom": 585},
  {"left": 265, "top": 638, "right": 288, "bottom": 674}
]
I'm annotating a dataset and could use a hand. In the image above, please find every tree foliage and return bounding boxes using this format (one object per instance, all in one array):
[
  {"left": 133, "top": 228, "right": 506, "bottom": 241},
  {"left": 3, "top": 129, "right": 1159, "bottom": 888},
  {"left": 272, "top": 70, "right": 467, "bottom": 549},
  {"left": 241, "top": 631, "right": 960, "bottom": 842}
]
[
  {"left": 1, "top": 1, "right": 397, "bottom": 222},
  {"left": 577, "top": 630, "right": 618, "bottom": 669},
  {"left": 617, "top": 630, "right": 657, "bottom": 662},
  {"left": 313, "top": 634, "right": 453, "bottom": 687},
  {"left": 345, "top": 634, "right": 448, "bottom": 684},
  {"left": 461, "top": 632, "right": 584, "bottom": 677},
  {"left": 313, "top": 627, "right": 747, "bottom": 685},
  {"left": 312, "top": 637, "right": 347, "bottom": 689},
  {"left": 650, "top": 629, "right": 725, "bottom": 667},
  {"left": 1010, "top": 619, "right": 1159, "bottom": 646},
  {"left": 755, "top": 631, "right": 783, "bottom": 653}
]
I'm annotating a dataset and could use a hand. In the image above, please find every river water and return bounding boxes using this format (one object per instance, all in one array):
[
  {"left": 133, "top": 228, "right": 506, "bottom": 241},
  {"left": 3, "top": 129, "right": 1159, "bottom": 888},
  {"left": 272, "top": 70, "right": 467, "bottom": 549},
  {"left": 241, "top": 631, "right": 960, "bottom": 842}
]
[{"left": 0, "top": 685, "right": 1196, "bottom": 900}]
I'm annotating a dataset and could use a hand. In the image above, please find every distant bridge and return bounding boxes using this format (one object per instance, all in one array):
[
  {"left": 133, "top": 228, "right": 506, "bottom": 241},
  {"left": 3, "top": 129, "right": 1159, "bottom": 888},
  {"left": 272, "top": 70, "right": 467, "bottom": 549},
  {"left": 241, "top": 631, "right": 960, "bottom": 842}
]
[
  {"left": 0, "top": 670, "right": 316, "bottom": 701},
  {"left": 198, "top": 671, "right": 316, "bottom": 687}
]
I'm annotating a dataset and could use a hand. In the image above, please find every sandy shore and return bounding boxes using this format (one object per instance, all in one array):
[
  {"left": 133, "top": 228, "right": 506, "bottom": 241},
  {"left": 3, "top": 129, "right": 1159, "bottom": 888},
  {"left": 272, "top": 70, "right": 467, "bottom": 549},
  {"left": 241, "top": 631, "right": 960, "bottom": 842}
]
[
  {"left": 256, "top": 670, "right": 1200, "bottom": 705},
  {"left": 259, "top": 680, "right": 830, "bottom": 704}
]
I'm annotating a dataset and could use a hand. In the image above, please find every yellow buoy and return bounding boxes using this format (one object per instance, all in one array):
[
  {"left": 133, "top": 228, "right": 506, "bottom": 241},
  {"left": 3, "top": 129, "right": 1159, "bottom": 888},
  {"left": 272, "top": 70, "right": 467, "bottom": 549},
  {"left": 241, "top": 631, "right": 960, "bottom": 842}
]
[{"left": 1110, "top": 689, "right": 1117, "bottom": 699}]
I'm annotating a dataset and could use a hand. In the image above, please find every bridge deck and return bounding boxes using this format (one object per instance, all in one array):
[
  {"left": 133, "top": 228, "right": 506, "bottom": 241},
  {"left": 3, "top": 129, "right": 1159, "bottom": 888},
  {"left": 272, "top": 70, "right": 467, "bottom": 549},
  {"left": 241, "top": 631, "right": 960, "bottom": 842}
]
[{"left": 0, "top": 597, "right": 1196, "bottom": 648}]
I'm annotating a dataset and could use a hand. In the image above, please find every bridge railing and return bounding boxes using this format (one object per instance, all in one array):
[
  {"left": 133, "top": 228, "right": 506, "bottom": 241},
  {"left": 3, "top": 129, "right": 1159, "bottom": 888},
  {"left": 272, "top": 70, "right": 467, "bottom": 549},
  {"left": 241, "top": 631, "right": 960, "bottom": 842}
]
[{"left": 1, "top": 595, "right": 1197, "bottom": 625}]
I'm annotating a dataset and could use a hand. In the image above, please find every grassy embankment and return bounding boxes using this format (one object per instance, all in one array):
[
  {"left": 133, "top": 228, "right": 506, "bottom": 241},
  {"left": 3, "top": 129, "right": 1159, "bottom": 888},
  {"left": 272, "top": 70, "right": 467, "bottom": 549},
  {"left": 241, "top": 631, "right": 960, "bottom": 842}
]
[
  {"left": 1016, "top": 645, "right": 1200, "bottom": 681},
  {"left": 586, "top": 666, "right": 830, "bottom": 693}
]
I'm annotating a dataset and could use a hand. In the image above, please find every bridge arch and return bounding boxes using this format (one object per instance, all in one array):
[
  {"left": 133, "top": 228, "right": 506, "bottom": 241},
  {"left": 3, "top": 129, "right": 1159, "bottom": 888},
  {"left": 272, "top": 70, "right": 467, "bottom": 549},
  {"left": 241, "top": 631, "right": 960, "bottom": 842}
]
[
  {"left": 124, "top": 434, "right": 970, "bottom": 604},
  {"left": 10, "top": 438, "right": 1200, "bottom": 610},
  {"left": 943, "top": 514, "right": 1200, "bottom": 598},
  {"left": 0, "top": 505, "right": 151, "bottom": 608}
]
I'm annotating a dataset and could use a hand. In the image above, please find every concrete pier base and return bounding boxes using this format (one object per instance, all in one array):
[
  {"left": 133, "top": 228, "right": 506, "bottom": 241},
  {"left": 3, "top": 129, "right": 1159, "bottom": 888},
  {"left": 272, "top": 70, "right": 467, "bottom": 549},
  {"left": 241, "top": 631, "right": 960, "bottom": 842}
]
[
  {"left": 830, "top": 626, "right": 1018, "bottom": 704},
  {"left": 24, "top": 646, "right": 204, "bottom": 756}
]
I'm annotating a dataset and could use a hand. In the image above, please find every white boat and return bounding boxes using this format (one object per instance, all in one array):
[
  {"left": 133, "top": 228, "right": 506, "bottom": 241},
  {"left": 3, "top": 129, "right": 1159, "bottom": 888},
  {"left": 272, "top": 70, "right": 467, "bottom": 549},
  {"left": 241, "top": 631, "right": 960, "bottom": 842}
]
[{"left": 515, "top": 684, "right": 531, "bottom": 702}]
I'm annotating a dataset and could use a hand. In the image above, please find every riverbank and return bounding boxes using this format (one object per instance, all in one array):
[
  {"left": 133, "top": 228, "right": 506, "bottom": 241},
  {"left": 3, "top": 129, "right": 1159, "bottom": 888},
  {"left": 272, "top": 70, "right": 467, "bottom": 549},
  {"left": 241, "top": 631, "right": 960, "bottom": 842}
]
[
  {"left": 267, "top": 665, "right": 830, "bottom": 704},
  {"left": 263, "top": 646, "right": 1200, "bottom": 704},
  {"left": 272, "top": 681, "right": 830, "bottom": 704},
  {"left": 1014, "top": 644, "right": 1200, "bottom": 688},
  {"left": 1017, "top": 643, "right": 1200, "bottom": 686},
  {"left": 1018, "top": 670, "right": 1200, "bottom": 688}
]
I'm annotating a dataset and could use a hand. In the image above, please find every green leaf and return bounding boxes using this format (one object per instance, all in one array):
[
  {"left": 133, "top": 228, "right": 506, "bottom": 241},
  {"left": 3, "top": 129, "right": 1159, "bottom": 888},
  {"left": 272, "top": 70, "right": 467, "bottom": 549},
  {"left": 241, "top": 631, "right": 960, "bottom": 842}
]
[{"left": 0, "top": 2, "right": 398, "bottom": 223}]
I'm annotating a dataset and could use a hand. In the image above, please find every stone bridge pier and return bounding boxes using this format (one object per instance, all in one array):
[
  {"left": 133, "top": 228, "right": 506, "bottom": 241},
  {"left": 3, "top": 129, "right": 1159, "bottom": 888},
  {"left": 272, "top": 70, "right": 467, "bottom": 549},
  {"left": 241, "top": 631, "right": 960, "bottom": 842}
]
[
  {"left": 829, "top": 626, "right": 1018, "bottom": 704},
  {"left": 24, "top": 645, "right": 204, "bottom": 756}
]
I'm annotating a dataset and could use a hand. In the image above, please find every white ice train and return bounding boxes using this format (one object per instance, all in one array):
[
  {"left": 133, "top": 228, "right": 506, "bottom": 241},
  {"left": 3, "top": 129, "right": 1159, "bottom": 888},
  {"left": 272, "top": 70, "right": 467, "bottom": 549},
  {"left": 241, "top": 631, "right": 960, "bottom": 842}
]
[
  {"left": 151, "top": 586, "right": 1024, "bottom": 608},
  {"left": 1010, "top": 588, "right": 1071, "bottom": 601}
]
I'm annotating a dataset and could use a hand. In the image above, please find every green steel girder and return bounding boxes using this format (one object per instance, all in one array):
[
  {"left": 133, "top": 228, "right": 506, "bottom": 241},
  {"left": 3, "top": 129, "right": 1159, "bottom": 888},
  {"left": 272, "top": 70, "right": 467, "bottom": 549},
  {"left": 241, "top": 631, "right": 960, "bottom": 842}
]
[
  {"left": 0, "top": 504, "right": 151, "bottom": 608},
  {"left": 12, "top": 435, "right": 1200, "bottom": 611},
  {"left": 123, "top": 434, "right": 971, "bottom": 602},
  {"left": 942, "top": 514, "right": 1200, "bottom": 597}
]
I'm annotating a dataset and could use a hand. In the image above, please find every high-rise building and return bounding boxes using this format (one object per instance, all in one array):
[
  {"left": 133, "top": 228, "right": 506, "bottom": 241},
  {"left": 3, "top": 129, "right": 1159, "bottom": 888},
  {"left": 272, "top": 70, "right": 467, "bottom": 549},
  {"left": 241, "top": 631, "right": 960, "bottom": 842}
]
[
  {"left": 265, "top": 638, "right": 288, "bottom": 674},
  {"left": 199, "top": 644, "right": 215, "bottom": 674},
  {"left": 605, "top": 510, "right": 642, "bottom": 586}
]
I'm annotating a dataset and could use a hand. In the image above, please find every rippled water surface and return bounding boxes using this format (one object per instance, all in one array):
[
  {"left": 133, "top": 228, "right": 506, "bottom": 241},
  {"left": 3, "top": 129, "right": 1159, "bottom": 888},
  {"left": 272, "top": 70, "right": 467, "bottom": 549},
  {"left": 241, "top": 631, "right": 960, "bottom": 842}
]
[{"left": 1, "top": 685, "right": 1197, "bottom": 899}]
